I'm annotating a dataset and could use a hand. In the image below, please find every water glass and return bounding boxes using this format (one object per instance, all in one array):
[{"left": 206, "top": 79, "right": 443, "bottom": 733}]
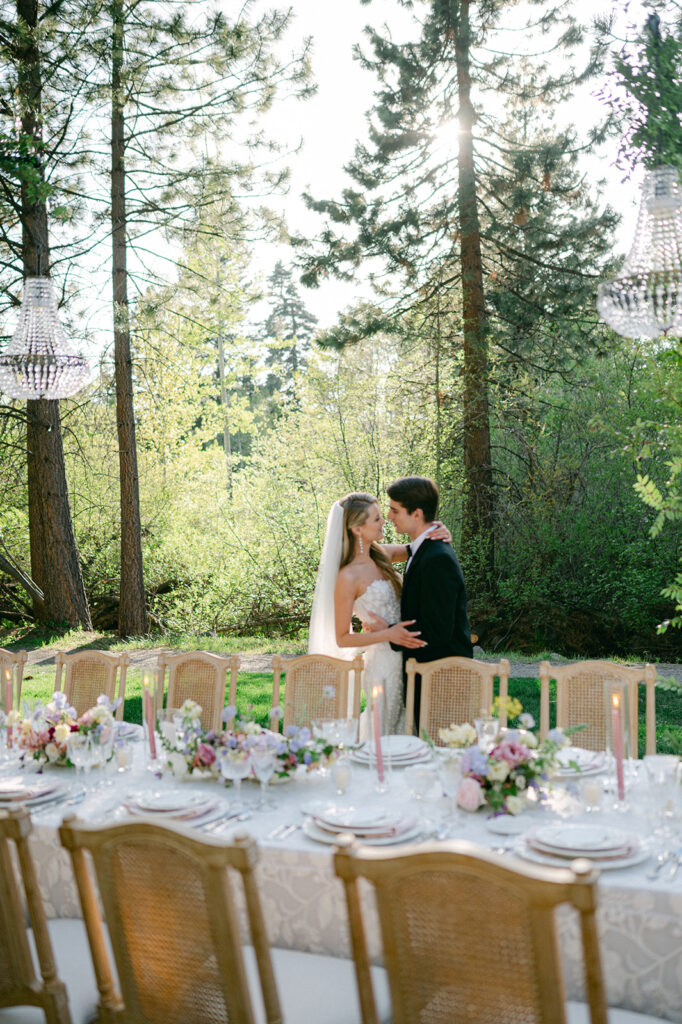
[
  {"left": 251, "top": 747, "right": 277, "bottom": 810},
  {"left": 474, "top": 712, "right": 499, "bottom": 753},
  {"left": 114, "top": 737, "right": 133, "bottom": 772},
  {"left": 331, "top": 754, "right": 352, "bottom": 795},
  {"left": 579, "top": 776, "right": 603, "bottom": 814},
  {"left": 643, "top": 754, "right": 680, "bottom": 832},
  {"left": 67, "top": 733, "right": 92, "bottom": 778},
  {"left": 218, "top": 749, "right": 252, "bottom": 810}
]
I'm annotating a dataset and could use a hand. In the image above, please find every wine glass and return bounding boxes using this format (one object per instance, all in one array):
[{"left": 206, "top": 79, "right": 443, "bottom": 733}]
[
  {"left": 218, "top": 749, "right": 252, "bottom": 812},
  {"left": 330, "top": 754, "right": 352, "bottom": 796},
  {"left": 404, "top": 763, "right": 438, "bottom": 831},
  {"left": 435, "top": 750, "right": 463, "bottom": 833},
  {"left": 251, "top": 746, "right": 277, "bottom": 810},
  {"left": 474, "top": 711, "right": 499, "bottom": 753},
  {"left": 67, "top": 733, "right": 92, "bottom": 780}
]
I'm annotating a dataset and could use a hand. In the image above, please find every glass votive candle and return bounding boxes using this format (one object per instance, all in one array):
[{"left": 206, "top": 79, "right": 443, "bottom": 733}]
[
  {"left": 114, "top": 738, "right": 132, "bottom": 772},
  {"left": 579, "top": 776, "right": 603, "bottom": 813}
]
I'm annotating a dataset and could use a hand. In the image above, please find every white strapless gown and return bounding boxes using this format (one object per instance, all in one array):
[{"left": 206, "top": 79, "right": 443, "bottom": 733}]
[{"left": 353, "top": 579, "right": 405, "bottom": 735}]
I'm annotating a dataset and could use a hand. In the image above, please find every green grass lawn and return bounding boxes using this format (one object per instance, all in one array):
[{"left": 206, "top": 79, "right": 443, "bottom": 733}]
[{"left": 15, "top": 667, "right": 682, "bottom": 756}]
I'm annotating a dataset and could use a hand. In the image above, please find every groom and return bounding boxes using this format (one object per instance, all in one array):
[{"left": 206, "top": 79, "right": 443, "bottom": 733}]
[{"left": 386, "top": 476, "right": 472, "bottom": 729}]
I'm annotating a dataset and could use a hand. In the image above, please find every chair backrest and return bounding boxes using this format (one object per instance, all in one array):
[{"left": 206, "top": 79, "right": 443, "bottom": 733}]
[
  {"left": 0, "top": 647, "right": 28, "bottom": 707},
  {"left": 59, "top": 818, "right": 281, "bottom": 1024},
  {"left": 271, "top": 653, "right": 363, "bottom": 731},
  {"left": 55, "top": 651, "right": 128, "bottom": 721},
  {"left": 334, "top": 838, "right": 608, "bottom": 1024},
  {"left": 158, "top": 652, "right": 238, "bottom": 732},
  {"left": 404, "top": 657, "right": 510, "bottom": 738},
  {"left": 539, "top": 660, "right": 656, "bottom": 756},
  {"left": 0, "top": 806, "right": 73, "bottom": 1023}
]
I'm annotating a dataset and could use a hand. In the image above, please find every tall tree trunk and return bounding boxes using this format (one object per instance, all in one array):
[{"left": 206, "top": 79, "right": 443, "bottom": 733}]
[
  {"left": 111, "top": 0, "right": 147, "bottom": 635},
  {"left": 454, "top": 0, "right": 494, "bottom": 593},
  {"left": 18, "top": 0, "right": 91, "bottom": 627}
]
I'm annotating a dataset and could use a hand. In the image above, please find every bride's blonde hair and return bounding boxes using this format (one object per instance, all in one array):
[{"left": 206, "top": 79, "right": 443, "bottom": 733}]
[{"left": 339, "top": 492, "right": 402, "bottom": 598}]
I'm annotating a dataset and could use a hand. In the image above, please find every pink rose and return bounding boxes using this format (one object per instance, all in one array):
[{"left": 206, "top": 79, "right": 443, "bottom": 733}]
[
  {"left": 457, "top": 777, "right": 485, "bottom": 812},
  {"left": 195, "top": 742, "right": 216, "bottom": 767}
]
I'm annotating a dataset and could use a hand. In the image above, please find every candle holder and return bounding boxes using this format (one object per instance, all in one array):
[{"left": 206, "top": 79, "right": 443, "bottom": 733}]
[
  {"left": 604, "top": 681, "right": 630, "bottom": 810},
  {"left": 369, "top": 683, "right": 391, "bottom": 793},
  {"left": 142, "top": 665, "right": 164, "bottom": 775}
]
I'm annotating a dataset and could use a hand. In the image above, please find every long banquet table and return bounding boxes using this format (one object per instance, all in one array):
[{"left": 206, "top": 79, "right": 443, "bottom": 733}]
[{"left": 12, "top": 744, "right": 682, "bottom": 1023}]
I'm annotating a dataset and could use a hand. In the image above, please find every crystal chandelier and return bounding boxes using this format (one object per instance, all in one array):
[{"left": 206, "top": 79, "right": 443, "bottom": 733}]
[
  {"left": 0, "top": 277, "right": 90, "bottom": 399},
  {"left": 597, "top": 165, "right": 682, "bottom": 339}
]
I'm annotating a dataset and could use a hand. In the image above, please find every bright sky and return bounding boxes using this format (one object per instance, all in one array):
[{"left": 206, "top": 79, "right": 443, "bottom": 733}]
[{"left": 249, "top": 0, "right": 648, "bottom": 330}]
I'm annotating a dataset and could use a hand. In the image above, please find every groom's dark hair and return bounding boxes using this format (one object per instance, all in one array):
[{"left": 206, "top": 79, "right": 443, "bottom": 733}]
[{"left": 387, "top": 476, "right": 438, "bottom": 522}]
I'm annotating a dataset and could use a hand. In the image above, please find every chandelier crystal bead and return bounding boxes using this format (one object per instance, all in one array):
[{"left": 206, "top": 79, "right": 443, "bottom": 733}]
[
  {"left": 597, "top": 165, "right": 682, "bottom": 339},
  {"left": 0, "top": 277, "right": 90, "bottom": 399}
]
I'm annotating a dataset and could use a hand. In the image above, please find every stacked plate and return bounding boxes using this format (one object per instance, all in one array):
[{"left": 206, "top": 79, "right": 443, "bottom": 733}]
[
  {"left": 122, "top": 791, "right": 222, "bottom": 825},
  {"left": 115, "top": 722, "right": 143, "bottom": 741},
  {"left": 0, "top": 776, "right": 66, "bottom": 809},
  {"left": 303, "top": 804, "right": 420, "bottom": 846},
  {"left": 554, "top": 747, "right": 605, "bottom": 778},
  {"left": 519, "top": 823, "right": 648, "bottom": 871},
  {"left": 351, "top": 735, "right": 431, "bottom": 768}
]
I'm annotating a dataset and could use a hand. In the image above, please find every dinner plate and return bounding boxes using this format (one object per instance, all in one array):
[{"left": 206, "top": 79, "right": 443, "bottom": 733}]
[
  {"left": 303, "top": 818, "right": 422, "bottom": 847},
  {"left": 312, "top": 813, "right": 417, "bottom": 838},
  {"left": 115, "top": 723, "right": 143, "bottom": 741},
  {"left": 124, "top": 791, "right": 217, "bottom": 818},
  {"left": 484, "top": 815, "right": 530, "bottom": 836},
  {"left": 515, "top": 841, "right": 649, "bottom": 872},
  {"left": 0, "top": 778, "right": 61, "bottom": 803},
  {"left": 530, "top": 824, "right": 630, "bottom": 855},
  {"left": 359, "top": 736, "right": 427, "bottom": 758},
  {"left": 555, "top": 748, "right": 605, "bottom": 777},
  {"left": 313, "top": 805, "right": 402, "bottom": 831}
]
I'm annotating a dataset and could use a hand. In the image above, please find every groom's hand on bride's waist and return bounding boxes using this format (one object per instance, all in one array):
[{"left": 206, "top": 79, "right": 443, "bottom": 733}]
[
  {"left": 362, "top": 612, "right": 388, "bottom": 632},
  {"left": 362, "top": 613, "right": 427, "bottom": 649}
]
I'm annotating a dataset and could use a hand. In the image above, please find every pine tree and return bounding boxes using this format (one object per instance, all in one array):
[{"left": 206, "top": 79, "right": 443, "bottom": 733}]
[
  {"left": 298, "top": 0, "right": 617, "bottom": 594},
  {"left": 262, "top": 260, "right": 318, "bottom": 395}
]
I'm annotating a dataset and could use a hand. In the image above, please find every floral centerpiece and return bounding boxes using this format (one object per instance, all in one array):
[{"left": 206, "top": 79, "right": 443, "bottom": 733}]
[
  {"left": 16, "top": 692, "right": 118, "bottom": 767},
  {"left": 159, "top": 699, "right": 346, "bottom": 781},
  {"left": 439, "top": 700, "right": 568, "bottom": 816}
]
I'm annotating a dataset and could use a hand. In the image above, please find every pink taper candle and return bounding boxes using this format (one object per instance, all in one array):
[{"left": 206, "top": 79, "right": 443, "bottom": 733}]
[
  {"left": 143, "top": 676, "right": 157, "bottom": 758},
  {"left": 611, "top": 692, "right": 625, "bottom": 801},
  {"left": 5, "top": 669, "right": 12, "bottom": 748},
  {"left": 372, "top": 686, "right": 384, "bottom": 783}
]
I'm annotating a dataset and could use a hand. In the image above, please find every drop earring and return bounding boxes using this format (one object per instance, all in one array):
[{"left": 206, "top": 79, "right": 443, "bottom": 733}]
[{"left": 359, "top": 536, "right": 364, "bottom": 555}]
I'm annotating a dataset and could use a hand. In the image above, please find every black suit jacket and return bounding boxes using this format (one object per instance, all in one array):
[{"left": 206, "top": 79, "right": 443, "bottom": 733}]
[{"left": 391, "top": 539, "right": 473, "bottom": 723}]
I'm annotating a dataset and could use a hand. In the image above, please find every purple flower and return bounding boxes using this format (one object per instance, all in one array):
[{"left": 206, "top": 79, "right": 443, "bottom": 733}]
[
  {"left": 322, "top": 685, "right": 336, "bottom": 700},
  {"left": 285, "top": 725, "right": 299, "bottom": 738},
  {"left": 299, "top": 727, "right": 311, "bottom": 743},
  {"left": 221, "top": 705, "right": 238, "bottom": 722},
  {"left": 303, "top": 751, "right": 313, "bottom": 765},
  {"left": 462, "top": 747, "right": 489, "bottom": 777},
  {"left": 519, "top": 712, "right": 535, "bottom": 729},
  {"left": 270, "top": 705, "right": 283, "bottom": 720},
  {"left": 547, "top": 728, "right": 566, "bottom": 746}
]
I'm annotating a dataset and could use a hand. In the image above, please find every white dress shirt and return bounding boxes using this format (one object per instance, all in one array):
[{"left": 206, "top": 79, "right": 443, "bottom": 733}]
[{"left": 405, "top": 525, "right": 436, "bottom": 572}]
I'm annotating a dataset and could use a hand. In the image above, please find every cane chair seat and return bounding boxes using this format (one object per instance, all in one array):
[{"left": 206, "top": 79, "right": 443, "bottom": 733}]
[
  {"left": 271, "top": 654, "right": 363, "bottom": 732},
  {"left": 54, "top": 651, "right": 128, "bottom": 721},
  {"left": 334, "top": 838, "right": 664, "bottom": 1024},
  {"left": 157, "top": 652, "right": 239, "bottom": 732},
  {"left": 404, "top": 656, "right": 510, "bottom": 738},
  {"left": 0, "top": 649, "right": 28, "bottom": 708},
  {"left": 0, "top": 807, "right": 98, "bottom": 1024},
  {"left": 59, "top": 817, "right": 389, "bottom": 1024},
  {"left": 539, "top": 660, "right": 656, "bottom": 755}
]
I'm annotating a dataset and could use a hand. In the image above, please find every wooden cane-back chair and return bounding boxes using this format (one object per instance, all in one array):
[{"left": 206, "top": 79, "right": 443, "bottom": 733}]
[
  {"left": 539, "top": 660, "right": 656, "bottom": 755},
  {"left": 0, "top": 806, "right": 98, "bottom": 1024},
  {"left": 55, "top": 650, "right": 128, "bottom": 721},
  {"left": 158, "top": 652, "right": 239, "bottom": 733},
  {"left": 334, "top": 838, "right": 610, "bottom": 1024},
  {"left": 271, "top": 653, "right": 363, "bottom": 732},
  {"left": 0, "top": 647, "right": 28, "bottom": 708},
  {"left": 404, "top": 656, "right": 510, "bottom": 739},
  {"left": 59, "top": 818, "right": 280, "bottom": 1024}
]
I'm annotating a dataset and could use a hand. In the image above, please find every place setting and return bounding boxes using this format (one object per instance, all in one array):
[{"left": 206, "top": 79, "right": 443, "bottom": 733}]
[
  {"left": 512, "top": 822, "right": 650, "bottom": 872},
  {"left": 0, "top": 775, "right": 85, "bottom": 813},
  {"left": 302, "top": 802, "right": 422, "bottom": 846},
  {"left": 119, "top": 790, "right": 228, "bottom": 828},
  {"left": 350, "top": 734, "right": 431, "bottom": 768},
  {"left": 553, "top": 746, "right": 606, "bottom": 779}
]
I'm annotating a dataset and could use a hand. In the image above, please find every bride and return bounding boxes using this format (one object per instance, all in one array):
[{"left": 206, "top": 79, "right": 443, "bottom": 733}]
[{"left": 308, "top": 492, "right": 449, "bottom": 734}]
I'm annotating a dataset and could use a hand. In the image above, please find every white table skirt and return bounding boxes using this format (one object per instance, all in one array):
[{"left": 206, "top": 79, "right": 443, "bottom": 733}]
[{"left": 15, "top": 749, "right": 682, "bottom": 1023}]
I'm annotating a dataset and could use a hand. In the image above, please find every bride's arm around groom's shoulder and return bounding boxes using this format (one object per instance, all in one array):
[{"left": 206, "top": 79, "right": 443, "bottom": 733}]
[{"left": 380, "top": 521, "right": 452, "bottom": 563}]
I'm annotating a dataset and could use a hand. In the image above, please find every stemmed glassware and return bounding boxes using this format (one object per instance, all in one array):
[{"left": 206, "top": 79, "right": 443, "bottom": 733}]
[
  {"left": 435, "top": 749, "right": 463, "bottom": 833},
  {"left": 474, "top": 711, "right": 499, "bottom": 753},
  {"left": 218, "top": 749, "right": 252, "bottom": 812},
  {"left": 67, "top": 733, "right": 93, "bottom": 780},
  {"left": 251, "top": 744, "right": 277, "bottom": 810}
]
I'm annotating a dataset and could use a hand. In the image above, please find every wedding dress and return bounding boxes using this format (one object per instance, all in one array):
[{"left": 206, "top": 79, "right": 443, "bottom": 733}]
[{"left": 353, "top": 579, "right": 405, "bottom": 736}]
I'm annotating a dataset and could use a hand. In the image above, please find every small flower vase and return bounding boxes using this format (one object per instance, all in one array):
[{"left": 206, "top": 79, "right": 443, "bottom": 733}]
[
  {"left": 604, "top": 681, "right": 630, "bottom": 808},
  {"left": 142, "top": 665, "right": 164, "bottom": 774}
]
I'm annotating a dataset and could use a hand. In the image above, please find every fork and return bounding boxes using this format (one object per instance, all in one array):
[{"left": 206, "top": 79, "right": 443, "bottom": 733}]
[
  {"left": 664, "top": 847, "right": 682, "bottom": 881},
  {"left": 646, "top": 848, "right": 673, "bottom": 880}
]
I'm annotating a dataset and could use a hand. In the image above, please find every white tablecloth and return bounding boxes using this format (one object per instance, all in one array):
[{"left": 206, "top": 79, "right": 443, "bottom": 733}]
[{"left": 13, "top": 748, "right": 682, "bottom": 1023}]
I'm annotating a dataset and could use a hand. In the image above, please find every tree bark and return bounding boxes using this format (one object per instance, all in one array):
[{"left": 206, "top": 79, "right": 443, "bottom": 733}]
[
  {"left": 111, "top": 0, "right": 147, "bottom": 635},
  {"left": 18, "top": 0, "right": 91, "bottom": 628},
  {"left": 454, "top": 0, "right": 495, "bottom": 592}
]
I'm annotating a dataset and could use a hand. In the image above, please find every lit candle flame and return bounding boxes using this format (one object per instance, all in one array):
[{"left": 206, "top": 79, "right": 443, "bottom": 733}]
[
  {"left": 372, "top": 685, "right": 383, "bottom": 699},
  {"left": 5, "top": 669, "right": 10, "bottom": 683},
  {"left": 612, "top": 692, "right": 620, "bottom": 710}
]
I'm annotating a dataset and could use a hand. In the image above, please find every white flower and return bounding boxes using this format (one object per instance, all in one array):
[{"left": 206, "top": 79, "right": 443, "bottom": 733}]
[
  {"left": 45, "top": 742, "right": 61, "bottom": 762},
  {"left": 91, "top": 705, "right": 113, "bottom": 725},
  {"left": 54, "top": 722, "right": 71, "bottom": 744},
  {"left": 487, "top": 759, "right": 510, "bottom": 782},
  {"left": 522, "top": 731, "right": 538, "bottom": 748},
  {"left": 6, "top": 709, "right": 21, "bottom": 726},
  {"left": 506, "top": 794, "right": 525, "bottom": 815},
  {"left": 515, "top": 774, "right": 527, "bottom": 791},
  {"left": 169, "top": 752, "right": 188, "bottom": 779},
  {"left": 181, "top": 699, "right": 202, "bottom": 720},
  {"left": 243, "top": 721, "right": 262, "bottom": 735},
  {"left": 438, "top": 722, "right": 477, "bottom": 748}
]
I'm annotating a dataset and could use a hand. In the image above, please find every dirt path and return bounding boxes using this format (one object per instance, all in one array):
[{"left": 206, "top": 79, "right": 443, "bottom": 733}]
[{"left": 18, "top": 642, "right": 682, "bottom": 681}]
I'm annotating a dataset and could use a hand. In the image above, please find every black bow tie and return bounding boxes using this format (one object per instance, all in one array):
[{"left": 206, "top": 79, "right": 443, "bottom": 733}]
[{"left": 406, "top": 544, "right": 412, "bottom": 557}]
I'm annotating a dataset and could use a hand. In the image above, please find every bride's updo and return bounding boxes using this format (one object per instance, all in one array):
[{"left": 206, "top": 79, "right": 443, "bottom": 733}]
[{"left": 339, "top": 492, "right": 402, "bottom": 598}]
